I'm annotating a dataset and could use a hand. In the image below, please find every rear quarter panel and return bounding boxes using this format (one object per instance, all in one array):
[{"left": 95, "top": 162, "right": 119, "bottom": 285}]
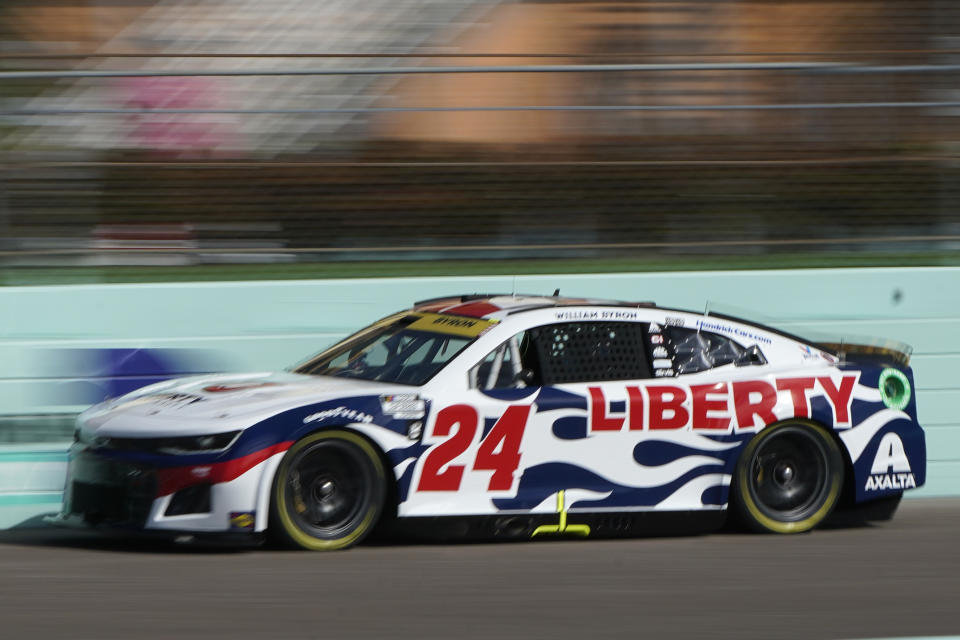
[{"left": 836, "top": 364, "right": 926, "bottom": 502}]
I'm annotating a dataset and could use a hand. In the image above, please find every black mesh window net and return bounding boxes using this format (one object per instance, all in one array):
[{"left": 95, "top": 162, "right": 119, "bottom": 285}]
[{"left": 531, "top": 321, "right": 649, "bottom": 384}]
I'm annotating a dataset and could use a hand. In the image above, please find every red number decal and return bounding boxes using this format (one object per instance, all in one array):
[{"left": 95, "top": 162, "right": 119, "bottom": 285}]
[
  {"left": 416, "top": 404, "right": 479, "bottom": 491},
  {"left": 473, "top": 405, "right": 530, "bottom": 491}
]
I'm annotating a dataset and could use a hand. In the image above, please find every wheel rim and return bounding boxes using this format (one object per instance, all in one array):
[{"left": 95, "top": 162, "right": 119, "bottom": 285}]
[
  {"left": 284, "top": 440, "right": 372, "bottom": 539},
  {"left": 748, "top": 427, "right": 831, "bottom": 522}
]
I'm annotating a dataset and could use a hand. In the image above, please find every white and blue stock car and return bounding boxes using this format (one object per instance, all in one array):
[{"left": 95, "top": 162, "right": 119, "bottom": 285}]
[{"left": 54, "top": 294, "right": 926, "bottom": 549}]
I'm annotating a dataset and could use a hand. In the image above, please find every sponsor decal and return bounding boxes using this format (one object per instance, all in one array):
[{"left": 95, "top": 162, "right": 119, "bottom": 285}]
[
  {"left": 303, "top": 406, "right": 374, "bottom": 425},
  {"left": 406, "top": 312, "right": 498, "bottom": 338},
  {"left": 865, "top": 432, "right": 916, "bottom": 491},
  {"left": 150, "top": 393, "right": 203, "bottom": 408},
  {"left": 204, "top": 383, "right": 277, "bottom": 393},
  {"left": 654, "top": 370, "right": 675, "bottom": 377},
  {"left": 407, "top": 421, "right": 423, "bottom": 440},
  {"left": 798, "top": 345, "right": 820, "bottom": 361},
  {"left": 229, "top": 511, "right": 256, "bottom": 531},
  {"left": 650, "top": 334, "right": 665, "bottom": 344},
  {"left": 652, "top": 346, "right": 669, "bottom": 358},
  {"left": 865, "top": 474, "right": 916, "bottom": 491},
  {"left": 879, "top": 368, "right": 911, "bottom": 411},
  {"left": 380, "top": 394, "right": 426, "bottom": 420},
  {"left": 694, "top": 319, "right": 773, "bottom": 345},
  {"left": 584, "top": 374, "right": 858, "bottom": 434},
  {"left": 664, "top": 317, "right": 685, "bottom": 327},
  {"left": 648, "top": 323, "right": 662, "bottom": 333},
  {"left": 653, "top": 359, "right": 673, "bottom": 369}
]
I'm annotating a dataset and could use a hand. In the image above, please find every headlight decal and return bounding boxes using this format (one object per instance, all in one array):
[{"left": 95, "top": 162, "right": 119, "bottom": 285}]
[
  {"left": 154, "top": 431, "right": 242, "bottom": 455},
  {"left": 156, "top": 440, "right": 294, "bottom": 497},
  {"left": 101, "top": 430, "right": 242, "bottom": 455}
]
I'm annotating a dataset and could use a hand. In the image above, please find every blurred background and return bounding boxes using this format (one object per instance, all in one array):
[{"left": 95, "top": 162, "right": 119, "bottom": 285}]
[
  {"left": 3, "top": 0, "right": 960, "bottom": 527},
  {"left": 2, "top": 0, "right": 960, "bottom": 283}
]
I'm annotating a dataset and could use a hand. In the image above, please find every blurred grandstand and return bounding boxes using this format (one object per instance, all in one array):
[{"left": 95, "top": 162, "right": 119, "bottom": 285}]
[{"left": 1, "top": 0, "right": 960, "bottom": 278}]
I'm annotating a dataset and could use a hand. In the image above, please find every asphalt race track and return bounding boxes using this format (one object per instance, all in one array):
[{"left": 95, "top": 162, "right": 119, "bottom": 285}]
[{"left": 0, "top": 499, "right": 957, "bottom": 640}]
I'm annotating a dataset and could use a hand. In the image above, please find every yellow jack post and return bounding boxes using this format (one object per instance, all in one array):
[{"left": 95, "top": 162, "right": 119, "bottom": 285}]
[{"left": 531, "top": 490, "right": 591, "bottom": 538}]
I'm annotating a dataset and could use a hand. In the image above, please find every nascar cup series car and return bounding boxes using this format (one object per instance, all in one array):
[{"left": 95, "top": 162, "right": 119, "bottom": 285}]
[{"left": 53, "top": 294, "right": 926, "bottom": 550}]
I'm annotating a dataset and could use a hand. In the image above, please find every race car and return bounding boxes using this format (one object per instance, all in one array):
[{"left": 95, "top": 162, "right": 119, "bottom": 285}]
[{"left": 52, "top": 294, "right": 926, "bottom": 549}]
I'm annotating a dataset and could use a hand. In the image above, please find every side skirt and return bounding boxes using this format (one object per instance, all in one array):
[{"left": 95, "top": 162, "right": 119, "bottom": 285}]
[{"left": 381, "top": 510, "right": 727, "bottom": 543}]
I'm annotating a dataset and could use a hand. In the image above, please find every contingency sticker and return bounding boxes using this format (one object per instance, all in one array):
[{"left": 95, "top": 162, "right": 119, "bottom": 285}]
[{"left": 229, "top": 511, "right": 256, "bottom": 531}]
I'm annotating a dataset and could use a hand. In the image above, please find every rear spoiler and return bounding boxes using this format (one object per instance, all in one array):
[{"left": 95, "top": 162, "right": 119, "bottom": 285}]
[{"left": 818, "top": 340, "right": 912, "bottom": 367}]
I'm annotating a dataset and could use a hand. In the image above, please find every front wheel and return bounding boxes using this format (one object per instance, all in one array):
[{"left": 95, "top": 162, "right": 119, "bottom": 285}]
[
  {"left": 732, "top": 421, "right": 843, "bottom": 534},
  {"left": 270, "top": 430, "right": 386, "bottom": 550}
]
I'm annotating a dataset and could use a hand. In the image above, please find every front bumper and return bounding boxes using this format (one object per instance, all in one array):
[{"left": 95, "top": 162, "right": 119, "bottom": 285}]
[
  {"left": 60, "top": 448, "right": 157, "bottom": 527},
  {"left": 57, "top": 444, "right": 279, "bottom": 534}
]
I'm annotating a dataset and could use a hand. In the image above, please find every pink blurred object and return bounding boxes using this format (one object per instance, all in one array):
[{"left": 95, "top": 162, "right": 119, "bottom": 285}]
[{"left": 121, "top": 76, "right": 236, "bottom": 156}]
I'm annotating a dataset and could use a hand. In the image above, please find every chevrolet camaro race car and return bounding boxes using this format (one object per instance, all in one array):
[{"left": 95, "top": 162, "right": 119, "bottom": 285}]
[{"left": 53, "top": 294, "right": 926, "bottom": 550}]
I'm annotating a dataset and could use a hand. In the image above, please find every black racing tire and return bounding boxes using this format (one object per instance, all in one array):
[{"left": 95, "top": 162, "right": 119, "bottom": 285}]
[
  {"left": 732, "top": 421, "right": 843, "bottom": 534},
  {"left": 269, "top": 430, "right": 386, "bottom": 550}
]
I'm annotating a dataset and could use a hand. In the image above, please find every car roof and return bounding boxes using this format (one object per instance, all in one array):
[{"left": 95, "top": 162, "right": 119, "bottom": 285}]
[
  {"left": 412, "top": 293, "right": 656, "bottom": 319},
  {"left": 410, "top": 293, "right": 832, "bottom": 354}
]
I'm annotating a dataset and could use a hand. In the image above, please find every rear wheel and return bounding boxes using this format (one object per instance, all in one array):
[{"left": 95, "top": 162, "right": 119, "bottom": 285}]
[
  {"left": 733, "top": 421, "right": 843, "bottom": 534},
  {"left": 270, "top": 430, "right": 386, "bottom": 550}
]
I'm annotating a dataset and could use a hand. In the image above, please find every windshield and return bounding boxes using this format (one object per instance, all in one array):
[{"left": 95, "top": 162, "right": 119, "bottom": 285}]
[{"left": 293, "top": 312, "right": 497, "bottom": 386}]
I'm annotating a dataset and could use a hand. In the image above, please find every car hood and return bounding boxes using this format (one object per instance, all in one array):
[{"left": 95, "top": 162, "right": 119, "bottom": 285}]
[{"left": 79, "top": 371, "right": 416, "bottom": 437}]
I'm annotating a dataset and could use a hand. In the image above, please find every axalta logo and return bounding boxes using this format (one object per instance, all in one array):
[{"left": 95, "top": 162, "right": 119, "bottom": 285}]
[
  {"left": 865, "top": 432, "right": 916, "bottom": 491},
  {"left": 587, "top": 374, "right": 859, "bottom": 433}
]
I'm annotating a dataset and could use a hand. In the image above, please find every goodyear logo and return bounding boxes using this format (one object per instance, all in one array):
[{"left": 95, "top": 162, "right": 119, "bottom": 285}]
[{"left": 229, "top": 511, "right": 255, "bottom": 531}]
